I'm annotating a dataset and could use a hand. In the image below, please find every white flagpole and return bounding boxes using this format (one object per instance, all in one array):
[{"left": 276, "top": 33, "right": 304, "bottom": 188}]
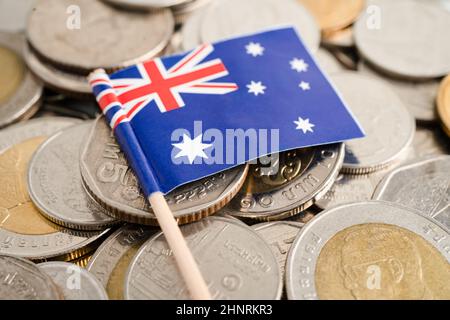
[{"left": 148, "top": 192, "right": 212, "bottom": 300}]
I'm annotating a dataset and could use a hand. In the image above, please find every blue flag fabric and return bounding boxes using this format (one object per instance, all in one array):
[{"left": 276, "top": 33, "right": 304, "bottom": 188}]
[{"left": 89, "top": 27, "right": 364, "bottom": 196}]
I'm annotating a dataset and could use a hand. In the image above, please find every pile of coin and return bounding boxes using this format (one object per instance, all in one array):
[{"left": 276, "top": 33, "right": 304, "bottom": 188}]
[{"left": 0, "top": 0, "right": 449, "bottom": 300}]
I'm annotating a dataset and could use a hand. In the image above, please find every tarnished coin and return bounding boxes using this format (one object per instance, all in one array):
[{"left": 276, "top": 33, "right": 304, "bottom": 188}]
[
  {"left": 298, "top": 0, "right": 364, "bottom": 33},
  {"left": 0, "top": 255, "right": 62, "bottom": 300},
  {"left": 0, "top": 32, "right": 42, "bottom": 128},
  {"left": 286, "top": 202, "right": 450, "bottom": 300},
  {"left": 124, "top": 217, "right": 282, "bottom": 300},
  {"left": 87, "top": 225, "right": 156, "bottom": 300},
  {"left": 80, "top": 117, "right": 248, "bottom": 225},
  {"left": 354, "top": 1, "right": 450, "bottom": 79},
  {"left": 437, "top": 74, "right": 450, "bottom": 137},
  {"left": 28, "top": 123, "right": 118, "bottom": 231},
  {"left": 0, "top": 137, "right": 109, "bottom": 261},
  {"left": 39, "top": 262, "right": 108, "bottom": 300},
  {"left": 331, "top": 72, "right": 415, "bottom": 174},
  {"left": 200, "top": 0, "right": 320, "bottom": 52},
  {"left": 251, "top": 221, "right": 303, "bottom": 279},
  {"left": 225, "top": 144, "right": 344, "bottom": 221},
  {"left": 373, "top": 156, "right": 450, "bottom": 231},
  {"left": 358, "top": 62, "right": 440, "bottom": 122},
  {"left": 27, "top": 0, "right": 174, "bottom": 72}
]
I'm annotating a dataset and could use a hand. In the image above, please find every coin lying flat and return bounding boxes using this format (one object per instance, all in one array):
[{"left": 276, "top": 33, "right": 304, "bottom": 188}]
[
  {"left": 39, "top": 262, "right": 108, "bottom": 300},
  {"left": 27, "top": 0, "right": 174, "bottom": 72},
  {"left": 80, "top": 117, "right": 248, "bottom": 225},
  {"left": 354, "top": 1, "right": 450, "bottom": 79},
  {"left": 437, "top": 74, "right": 450, "bottom": 137},
  {"left": 199, "top": 0, "right": 320, "bottom": 52},
  {"left": 0, "top": 255, "right": 62, "bottom": 300},
  {"left": 373, "top": 156, "right": 450, "bottom": 231},
  {"left": 87, "top": 225, "right": 156, "bottom": 300},
  {"left": 358, "top": 62, "right": 440, "bottom": 123},
  {"left": 28, "top": 123, "right": 118, "bottom": 231},
  {"left": 298, "top": 0, "right": 364, "bottom": 33},
  {"left": 286, "top": 202, "right": 450, "bottom": 300},
  {"left": 124, "top": 217, "right": 282, "bottom": 300},
  {"left": 331, "top": 72, "right": 415, "bottom": 174},
  {"left": 0, "top": 137, "right": 109, "bottom": 261},
  {"left": 251, "top": 221, "right": 303, "bottom": 280},
  {"left": 225, "top": 144, "right": 344, "bottom": 221},
  {"left": 408, "top": 127, "right": 450, "bottom": 160},
  {"left": 0, "top": 32, "right": 42, "bottom": 128}
]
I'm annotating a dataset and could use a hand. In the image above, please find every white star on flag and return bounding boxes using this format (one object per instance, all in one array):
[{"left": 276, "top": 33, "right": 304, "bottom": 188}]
[
  {"left": 247, "top": 81, "right": 266, "bottom": 96},
  {"left": 172, "top": 134, "right": 212, "bottom": 164},
  {"left": 299, "top": 81, "right": 311, "bottom": 91},
  {"left": 246, "top": 42, "right": 265, "bottom": 57},
  {"left": 294, "top": 117, "right": 315, "bottom": 134},
  {"left": 290, "top": 58, "right": 309, "bottom": 72}
]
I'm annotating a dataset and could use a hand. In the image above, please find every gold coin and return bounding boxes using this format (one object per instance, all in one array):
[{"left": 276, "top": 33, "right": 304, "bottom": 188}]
[
  {"left": 298, "top": 0, "right": 365, "bottom": 33},
  {"left": 70, "top": 253, "right": 93, "bottom": 268},
  {"left": 437, "top": 74, "right": 450, "bottom": 137},
  {"left": 315, "top": 223, "right": 450, "bottom": 300},
  {"left": 0, "top": 46, "right": 25, "bottom": 104},
  {"left": 0, "top": 137, "right": 61, "bottom": 235}
]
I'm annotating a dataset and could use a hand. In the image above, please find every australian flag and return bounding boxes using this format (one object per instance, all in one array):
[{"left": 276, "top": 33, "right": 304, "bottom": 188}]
[{"left": 89, "top": 27, "right": 364, "bottom": 196}]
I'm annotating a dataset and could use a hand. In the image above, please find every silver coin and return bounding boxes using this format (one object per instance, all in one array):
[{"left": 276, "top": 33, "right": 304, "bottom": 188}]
[
  {"left": 315, "top": 168, "right": 392, "bottom": 210},
  {"left": 80, "top": 117, "right": 248, "bottom": 225},
  {"left": 27, "top": 0, "right": 174, "bottom": 72},
  {"left": 171, "top": 0, "right": 212, "bottom": 25},
  {"left": 354, "top": 1, "right": 450, "bottom": 79},
  {"left": 373, "top": 156, "right": 450, "bottom": 231},
  {"left": 28, "top": 123, "right": 118, "bottom": 231},
  {"left": 87, "top": 224, "right": 156, "bottom": 300},
  {"left": 225, "top": 144, "right": 345, "bottom": 221},
  {"left": 358, "top": 62, "right": 440, "bottom": 122},
  {"left": 38, "top": 261, "right": 108, "bottom": 300},
  {"left": 314, "top": 48, "right": 344, "bottom": 75},
  {"left": 0, "top": 0, "right": 36, "bottom": 32},
  {"left": 0, "top": 117, "right": 81, "bottom": 154},
  {"left": 286, "top": 201, "right": 450, "bottom": 300},
  {"left": 200, "top": 0, "right": 320, "bottom": 52},
  {"left": 251, "top": 221, "right": 303, "bottom": 280},
  {"left": 103, "top": 0, "right": 193, "bottom": 9},
  {"left": 124, "top": 216, "right": 282, "bottom": 300},
  {"left": 408, "top": 127, "right": 450, "bottom": 160},
  {"left": 0, "top": 32, "right": 42, "bottom": 128},
  {"left": 0, "top": 254, "right": 62, "bottom": 300},
  {"left": 181, "top": 5, "right": 207, "bottom": 51},
  {"left": 23, "top": 43, "right": 91, "bottom": 96},
  {"left": 331, "top": 72, "right": 415, "bottom": 174}
]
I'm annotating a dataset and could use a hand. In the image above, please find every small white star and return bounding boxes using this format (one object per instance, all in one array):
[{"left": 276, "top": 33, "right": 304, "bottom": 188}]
[
  {"left": 299, "top": 81, "right": 311, "bottom": 91},
  {"left": 294, "top": 117, "right": 315, "bottom": 134},
  {"left": 290, "top": 58, "right": 309, "bottom": 72},
  {"left": 247, "top": 81, "right": 266, "bottom": 96},
  {"left": 172, "top": 134, "right": 212, "bottom": 164},
  {"left": 246, "top": 42, "right": 264, "bottom": 57}
]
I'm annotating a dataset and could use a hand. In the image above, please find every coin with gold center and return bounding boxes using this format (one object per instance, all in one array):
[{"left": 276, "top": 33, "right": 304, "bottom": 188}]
[{"left": 437, "top": 74, "right": 450, "bottom": 137}]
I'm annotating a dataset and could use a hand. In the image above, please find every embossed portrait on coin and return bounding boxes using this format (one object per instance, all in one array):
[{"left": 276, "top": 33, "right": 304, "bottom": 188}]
[{"left": 315, "top": 223, "right": 450, "bottom": 300}]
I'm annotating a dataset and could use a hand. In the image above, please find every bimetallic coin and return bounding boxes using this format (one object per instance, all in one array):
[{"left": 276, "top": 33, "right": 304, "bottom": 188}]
[
  {"left": 0, "top": 32, "right": 42, "bottom": 128},
  {"left": 251, "top": 221, "right": 303, "bottom": 279},
  {"left": 437, "top": 74, "right": 450, "bottom": 137},
  {"left": 0, "top": 137, "right": 109, "bottom": 261},
  {"left": 200, "top": 0, "right": 320, "bottom": 52},
  {"left": 331, "top": 72, "right": 415, "bottom": 174},
  {"left": 286, "top": 202, "right": 450, "bottom": 300},
  {"left": 0, "top": 255, "right": 62, "bottom": 300},
  {"left": 124, "top": 217, "right": 282, "bottom": 300},
  {"left": 298, "top": 0, "right": 364, "bottom": 33},
  {"left": 358, "top": 62, "right": 440, "bottom": 122},
  {"left": 226, "top": 144, "right": 344, "bottom": 221},
  {"left": 27, "top": 0, "right": 174, "bottom": 72},
  {"left": 354, "top": 1, "right": 450, "bottom": 79},
  {"left": 28, "top": 123, "right": 118, "bottom": 231},
  {"left": 80, "top": 117, "right": 248, "bottom": 225},
  {"left": 373, "top": 156, "right": 450, "bottom": 231},
  {"left": 39, "top": 262, "right": 108, "bottom": 300},
  {"left": 87, "top": 225, "right": 156, "bottom": 300}
]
